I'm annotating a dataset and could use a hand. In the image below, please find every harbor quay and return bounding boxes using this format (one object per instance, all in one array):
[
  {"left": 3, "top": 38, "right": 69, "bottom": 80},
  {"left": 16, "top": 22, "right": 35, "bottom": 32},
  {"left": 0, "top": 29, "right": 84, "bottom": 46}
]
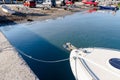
[{"left": 0, "top": 31, "right": 39, "bottom": 80}]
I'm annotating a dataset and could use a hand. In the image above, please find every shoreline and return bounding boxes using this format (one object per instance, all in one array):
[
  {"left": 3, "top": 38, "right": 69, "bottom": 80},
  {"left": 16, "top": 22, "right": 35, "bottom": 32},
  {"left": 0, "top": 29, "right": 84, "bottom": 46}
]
[
  {"left": 0, "top": 7, "right": 73, "bottom": 25},
  {"left": 0, "top": 3, "right": 88, "bottom": 25}
]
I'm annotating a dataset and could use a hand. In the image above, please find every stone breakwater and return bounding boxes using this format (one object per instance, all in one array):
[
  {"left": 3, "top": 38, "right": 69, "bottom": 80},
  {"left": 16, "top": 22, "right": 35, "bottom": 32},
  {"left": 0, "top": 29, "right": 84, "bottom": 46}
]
[{"left": 0, "top": 32, "right": 39, "bottom": 80}]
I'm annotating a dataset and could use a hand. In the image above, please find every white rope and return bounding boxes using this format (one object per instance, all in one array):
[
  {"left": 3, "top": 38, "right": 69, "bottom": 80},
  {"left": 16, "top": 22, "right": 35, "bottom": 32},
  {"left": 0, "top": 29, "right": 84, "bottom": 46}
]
[
  {"left": 0, "top": 41, "right": 69, "bottom": 63},
  {"left": 16, "top": 48, "right": 69, "bottom": 63}
]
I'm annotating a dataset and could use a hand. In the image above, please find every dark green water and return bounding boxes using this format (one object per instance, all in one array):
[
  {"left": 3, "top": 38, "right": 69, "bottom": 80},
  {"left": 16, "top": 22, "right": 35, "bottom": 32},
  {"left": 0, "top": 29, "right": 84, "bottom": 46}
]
[{"left": 1, "top": 10, "right": 120, "bottom": 80}]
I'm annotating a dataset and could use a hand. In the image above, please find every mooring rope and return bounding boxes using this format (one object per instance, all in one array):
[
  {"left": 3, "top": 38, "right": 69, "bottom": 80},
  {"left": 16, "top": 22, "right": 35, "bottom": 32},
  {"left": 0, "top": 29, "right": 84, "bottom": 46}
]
[
  {"left": 0, "top": 41, "right": 69, "bottom": 63},
  {"left": 16, "top": 48, "right": 69, "bottom": 63}
]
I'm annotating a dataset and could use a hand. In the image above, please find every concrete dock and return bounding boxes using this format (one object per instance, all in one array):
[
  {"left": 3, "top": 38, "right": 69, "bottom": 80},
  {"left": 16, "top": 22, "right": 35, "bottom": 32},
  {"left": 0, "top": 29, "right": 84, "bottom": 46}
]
[{"left": 0, "top": 31, "right": 39, "bottom": 80}]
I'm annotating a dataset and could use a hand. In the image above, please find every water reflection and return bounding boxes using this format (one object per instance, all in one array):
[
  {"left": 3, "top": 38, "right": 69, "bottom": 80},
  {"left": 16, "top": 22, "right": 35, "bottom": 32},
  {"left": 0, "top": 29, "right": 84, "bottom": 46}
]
[
  {"left": 86, "top": 8, "right": 118, "bottom": 16},
  {"left": 87, "top": 8, "right": 97, "bottom": 13},
  {"left": 96, "top": 10, "right": 117, "bottom": 15}
]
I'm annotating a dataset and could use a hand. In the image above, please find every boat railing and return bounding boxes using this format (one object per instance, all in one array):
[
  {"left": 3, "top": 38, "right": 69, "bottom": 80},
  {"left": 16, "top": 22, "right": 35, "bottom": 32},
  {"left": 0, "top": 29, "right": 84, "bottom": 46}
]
[{"left": 79, "top": 58, "right": 99, "bottom": 80}]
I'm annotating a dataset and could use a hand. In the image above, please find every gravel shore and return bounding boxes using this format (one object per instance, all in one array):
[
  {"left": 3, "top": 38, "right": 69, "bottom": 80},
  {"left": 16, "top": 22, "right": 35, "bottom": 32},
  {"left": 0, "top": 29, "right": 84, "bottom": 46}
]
[
  {"left": 0, "top": 5, "right": 73, "bottom": 24},
  {"left": 0, "top": 3, "right": 86, "bottom": 25},
  {"left": 0, "top": 32, "right": 39, "bottom": 80}
]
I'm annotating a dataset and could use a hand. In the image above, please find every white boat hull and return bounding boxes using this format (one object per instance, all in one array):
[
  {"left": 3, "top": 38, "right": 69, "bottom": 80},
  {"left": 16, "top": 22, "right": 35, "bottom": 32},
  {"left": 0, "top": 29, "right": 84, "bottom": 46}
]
[
  {"left": 1, "top": 5, "right": 15, "bottom": 14},
  {"left": 70, "top": 48, "right": 120, "bottom": 80}
]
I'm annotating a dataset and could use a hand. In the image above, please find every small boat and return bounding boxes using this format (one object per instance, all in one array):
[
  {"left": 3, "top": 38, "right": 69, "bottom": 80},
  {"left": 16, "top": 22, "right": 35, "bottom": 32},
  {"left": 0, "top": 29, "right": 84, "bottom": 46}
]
[
  {"left": 99, "top": 6, "right": 119, "bottom": 10},
  {"left": 23, "top": 0, "right": 36, "bottom": 8},
  {"left": 65, "top": 0, "right": 74, "bottom": 5},
  {"left": 1, "top": 5, "right": 15, "bottom": 14},
  {"left": 82, "top": 0, "right": 98, "bottom": 6},
  {"left": 64, "top": 43, "right": 120, "bottom": 80},
  {"left": 83, "top": 1, "right": 98, "bottom": 6}
]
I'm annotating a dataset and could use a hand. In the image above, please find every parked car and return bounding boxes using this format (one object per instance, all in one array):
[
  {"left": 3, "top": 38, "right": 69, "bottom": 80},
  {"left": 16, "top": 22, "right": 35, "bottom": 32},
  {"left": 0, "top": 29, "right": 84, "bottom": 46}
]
[{"left": 24, "top": 0, "right": 36, "bottom": 8}]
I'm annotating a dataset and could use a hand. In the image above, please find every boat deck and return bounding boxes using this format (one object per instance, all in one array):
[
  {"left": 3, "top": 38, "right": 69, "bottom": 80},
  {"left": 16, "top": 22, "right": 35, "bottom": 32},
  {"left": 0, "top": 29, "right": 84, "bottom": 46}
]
[
  {"left": 70, "top": 48, "right": 120, "bottom": 80},
  {"left": 64, "top": 43, "right": 120, "bottom": 80}
]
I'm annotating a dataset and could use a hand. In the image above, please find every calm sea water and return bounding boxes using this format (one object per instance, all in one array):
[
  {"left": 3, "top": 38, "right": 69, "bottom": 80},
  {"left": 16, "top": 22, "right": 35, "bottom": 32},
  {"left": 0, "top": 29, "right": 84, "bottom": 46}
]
[{"left": 1, "top": 10, "right": 120, "bottom": 80}]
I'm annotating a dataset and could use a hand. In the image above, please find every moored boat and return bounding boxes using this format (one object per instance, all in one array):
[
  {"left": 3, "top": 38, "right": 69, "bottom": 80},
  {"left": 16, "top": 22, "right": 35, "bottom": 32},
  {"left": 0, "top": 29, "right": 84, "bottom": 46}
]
[
  {"left": 99, "top": 6, "right": 119, "bottom": 10},
  {"left": 1, "top": 5, "right": 15, "bottom": 14},
  {"left": 64, "top": 43, "right": 120, "bottom": 80}
]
